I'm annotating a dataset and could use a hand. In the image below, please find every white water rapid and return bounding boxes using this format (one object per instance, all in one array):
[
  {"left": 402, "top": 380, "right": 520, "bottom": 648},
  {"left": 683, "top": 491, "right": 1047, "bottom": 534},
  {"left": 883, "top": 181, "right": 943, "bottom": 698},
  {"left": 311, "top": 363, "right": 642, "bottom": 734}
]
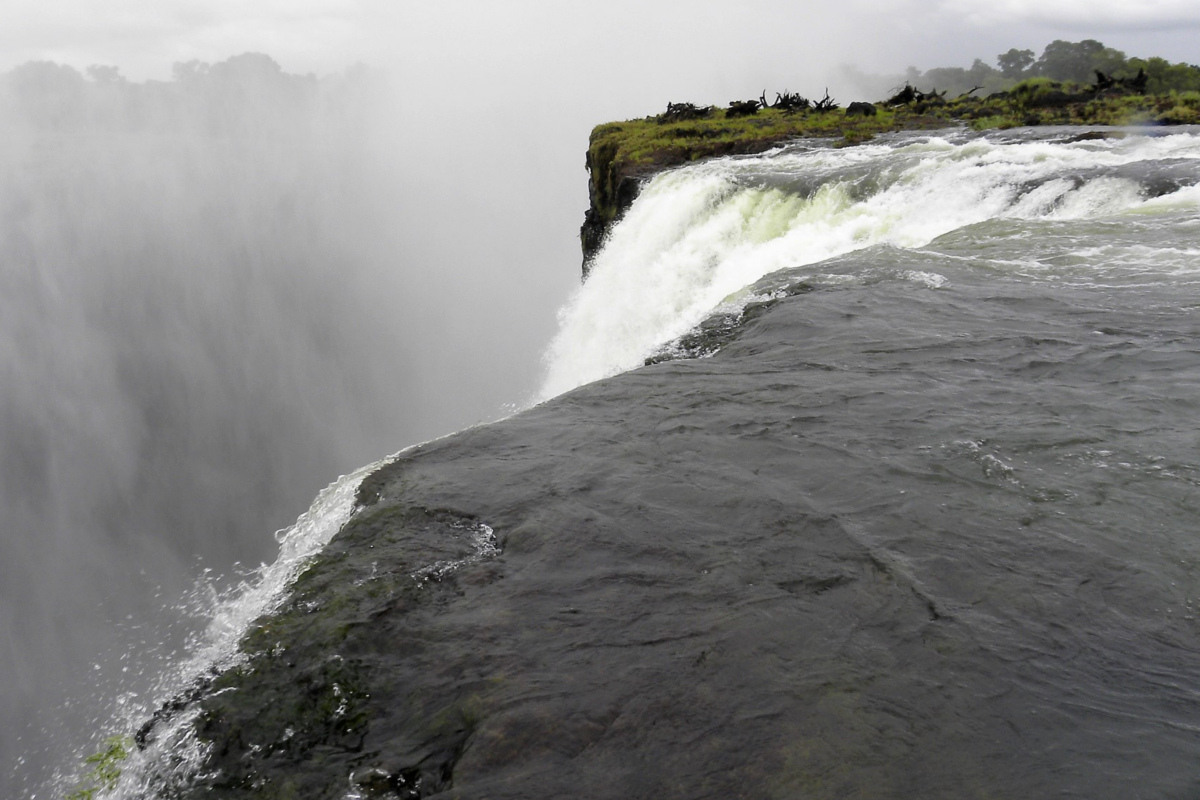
[{"left": 539, "top": 129, "right": 1200, "bottom": 398}]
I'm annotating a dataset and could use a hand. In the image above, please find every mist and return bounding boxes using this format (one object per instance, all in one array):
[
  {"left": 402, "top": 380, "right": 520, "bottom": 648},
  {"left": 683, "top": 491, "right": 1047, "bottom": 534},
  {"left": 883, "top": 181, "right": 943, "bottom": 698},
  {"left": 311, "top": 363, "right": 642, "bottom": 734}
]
[
  {"left": 4, "top": 1, "right": 1200, "bottom": 796},
  {"left": 0, "top": 55, "right": 571, "bottom": 796}
]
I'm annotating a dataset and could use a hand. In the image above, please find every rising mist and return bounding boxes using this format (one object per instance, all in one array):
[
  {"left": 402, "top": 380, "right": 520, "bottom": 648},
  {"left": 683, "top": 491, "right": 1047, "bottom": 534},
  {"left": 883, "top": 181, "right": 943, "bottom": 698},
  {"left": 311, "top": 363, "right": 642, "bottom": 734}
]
[{"left": 0, "top": 54, "right": 552, "bottom": 796}]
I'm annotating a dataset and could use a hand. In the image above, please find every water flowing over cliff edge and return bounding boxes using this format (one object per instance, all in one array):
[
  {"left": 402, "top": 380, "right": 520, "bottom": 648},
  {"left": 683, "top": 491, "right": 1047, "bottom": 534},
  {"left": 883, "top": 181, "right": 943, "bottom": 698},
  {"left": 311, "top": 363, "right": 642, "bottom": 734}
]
[{"left": 100, "top": 127, "right": 1200, "bottom": 799}]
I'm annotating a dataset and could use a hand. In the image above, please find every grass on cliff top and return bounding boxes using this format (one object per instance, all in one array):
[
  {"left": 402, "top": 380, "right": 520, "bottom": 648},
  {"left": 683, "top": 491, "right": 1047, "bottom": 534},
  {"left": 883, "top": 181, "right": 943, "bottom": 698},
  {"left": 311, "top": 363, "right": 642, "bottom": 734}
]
[
  {"left": 590, "top": 84, "right": 1200, "bottom": 176},
  {"left": 589, "top": 106, "right": 904, "bottom": 176}
]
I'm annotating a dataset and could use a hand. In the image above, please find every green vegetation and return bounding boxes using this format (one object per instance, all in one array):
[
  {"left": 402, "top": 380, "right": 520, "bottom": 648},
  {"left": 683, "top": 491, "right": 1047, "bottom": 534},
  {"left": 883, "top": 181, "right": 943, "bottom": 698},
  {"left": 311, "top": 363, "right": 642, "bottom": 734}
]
[
  {"left": 64, "top": 735, "right": 134, "bottom": 800},
  {"left": 584, "top": 85, "right": 1193, "bottom": 231},
  {"left": 590, "top": 78, "right": 1197, "bottom": 183},
  {"left": 903, "top": 39, "right": 1200, "bottom": 98}
]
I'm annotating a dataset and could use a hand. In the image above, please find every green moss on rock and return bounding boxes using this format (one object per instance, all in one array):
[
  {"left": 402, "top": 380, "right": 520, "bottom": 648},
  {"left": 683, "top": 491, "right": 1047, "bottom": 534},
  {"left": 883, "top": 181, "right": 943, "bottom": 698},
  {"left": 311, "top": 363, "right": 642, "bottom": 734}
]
[{"left": 139, "top": 503, "right": 503, "bottom": 800}]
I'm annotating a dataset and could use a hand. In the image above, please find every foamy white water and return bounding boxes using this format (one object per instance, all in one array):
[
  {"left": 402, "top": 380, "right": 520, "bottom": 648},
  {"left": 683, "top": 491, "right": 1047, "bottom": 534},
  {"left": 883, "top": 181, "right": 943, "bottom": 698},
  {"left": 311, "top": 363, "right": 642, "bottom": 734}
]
[
  {"left": 88, "top": 458, "right": 387, "bottom": 799},
  {"left": 539, "top": 130, "right": 1200, "bottom": 399}
]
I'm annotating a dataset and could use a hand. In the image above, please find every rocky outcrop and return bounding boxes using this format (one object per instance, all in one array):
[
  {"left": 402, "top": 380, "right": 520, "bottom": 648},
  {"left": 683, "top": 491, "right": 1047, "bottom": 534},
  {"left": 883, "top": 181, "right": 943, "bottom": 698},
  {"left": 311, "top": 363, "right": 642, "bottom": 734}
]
[{"left": 579, "top": 130, "right": 647, "bottom": 278}]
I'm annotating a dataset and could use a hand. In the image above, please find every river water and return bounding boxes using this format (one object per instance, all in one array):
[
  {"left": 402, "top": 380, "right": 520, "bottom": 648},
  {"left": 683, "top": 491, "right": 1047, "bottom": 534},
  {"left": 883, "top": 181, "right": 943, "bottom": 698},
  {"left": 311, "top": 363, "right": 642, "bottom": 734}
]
[{"left": 48, "top": 126, "right": 1200, "bottom": 797}]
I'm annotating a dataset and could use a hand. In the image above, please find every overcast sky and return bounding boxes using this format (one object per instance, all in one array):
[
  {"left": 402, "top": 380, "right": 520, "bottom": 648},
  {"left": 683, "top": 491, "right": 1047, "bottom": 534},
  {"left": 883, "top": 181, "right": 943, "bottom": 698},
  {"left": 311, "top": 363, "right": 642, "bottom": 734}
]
[{"left": 2, "top": 0, "right": 1197, "bottom": 89}]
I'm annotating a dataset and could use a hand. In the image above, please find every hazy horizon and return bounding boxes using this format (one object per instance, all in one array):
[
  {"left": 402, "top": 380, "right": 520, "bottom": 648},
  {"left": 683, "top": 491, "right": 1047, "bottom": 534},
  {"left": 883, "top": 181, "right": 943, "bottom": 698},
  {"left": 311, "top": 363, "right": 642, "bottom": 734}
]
[{"left": 3, "top": 0, "right": 1199, "bottom": 86}]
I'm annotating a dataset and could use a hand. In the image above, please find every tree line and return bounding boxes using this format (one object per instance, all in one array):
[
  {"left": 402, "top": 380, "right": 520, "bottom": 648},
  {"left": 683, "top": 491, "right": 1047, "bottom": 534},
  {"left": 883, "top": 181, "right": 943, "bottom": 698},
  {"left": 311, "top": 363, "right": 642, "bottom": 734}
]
[
  {"left": 902, "top": 40, "right": 1200, "bottom": 99},
  {"left": 0, "top": 53, "right": 379, "bottom": 136}
]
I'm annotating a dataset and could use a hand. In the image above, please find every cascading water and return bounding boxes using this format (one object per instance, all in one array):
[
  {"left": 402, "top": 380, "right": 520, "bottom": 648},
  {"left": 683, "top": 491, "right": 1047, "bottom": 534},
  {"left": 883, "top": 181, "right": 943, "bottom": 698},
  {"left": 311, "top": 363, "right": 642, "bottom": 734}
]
[
  {"left": 540, "top": 128, "right": 1200, "bottom": 398},
  {"left": 99, "top": 457, "right": 385, "bottom": 799}
]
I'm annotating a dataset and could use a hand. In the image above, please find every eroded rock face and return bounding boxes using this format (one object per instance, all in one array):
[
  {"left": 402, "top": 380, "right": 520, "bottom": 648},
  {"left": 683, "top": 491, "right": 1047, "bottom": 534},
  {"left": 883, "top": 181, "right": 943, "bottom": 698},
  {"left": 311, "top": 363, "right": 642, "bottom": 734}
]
[{"left": 580, "top": 156, "right": 644, "bottom": 277}]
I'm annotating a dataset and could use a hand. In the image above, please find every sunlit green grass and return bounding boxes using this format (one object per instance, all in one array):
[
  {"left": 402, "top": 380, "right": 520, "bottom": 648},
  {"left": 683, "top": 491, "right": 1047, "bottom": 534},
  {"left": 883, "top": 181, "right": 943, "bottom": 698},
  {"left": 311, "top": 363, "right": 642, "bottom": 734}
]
[{"left": 596, "top": 81, "right": 1198, "bottom": 166}]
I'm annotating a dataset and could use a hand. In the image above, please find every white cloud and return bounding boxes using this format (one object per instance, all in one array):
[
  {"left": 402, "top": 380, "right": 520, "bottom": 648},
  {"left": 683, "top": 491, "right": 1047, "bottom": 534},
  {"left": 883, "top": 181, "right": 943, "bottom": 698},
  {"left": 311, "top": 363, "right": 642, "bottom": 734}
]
[{"left": 939, "top": 0, "right": 1200, "bottom": 28}]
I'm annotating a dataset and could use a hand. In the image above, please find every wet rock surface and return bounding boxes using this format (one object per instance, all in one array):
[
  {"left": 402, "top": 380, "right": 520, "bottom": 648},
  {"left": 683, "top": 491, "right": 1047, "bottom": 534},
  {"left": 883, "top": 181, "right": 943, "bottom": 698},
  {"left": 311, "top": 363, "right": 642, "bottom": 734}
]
[{"left": 172, "top": 253, "right": 1200, "bottom": 798}]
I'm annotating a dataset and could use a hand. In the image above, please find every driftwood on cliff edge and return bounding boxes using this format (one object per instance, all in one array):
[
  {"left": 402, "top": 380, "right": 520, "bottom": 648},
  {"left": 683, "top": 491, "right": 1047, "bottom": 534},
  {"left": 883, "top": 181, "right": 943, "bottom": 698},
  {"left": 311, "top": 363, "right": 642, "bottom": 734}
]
[
  {"left": 813, "top": 89, "right": 839, "bottom": 112},
  {"left": 772, "top": 91, "right": 812, "bottom": 112},
  {"left": 658, "top": 102, "right": 714, "bottom": 123}
]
